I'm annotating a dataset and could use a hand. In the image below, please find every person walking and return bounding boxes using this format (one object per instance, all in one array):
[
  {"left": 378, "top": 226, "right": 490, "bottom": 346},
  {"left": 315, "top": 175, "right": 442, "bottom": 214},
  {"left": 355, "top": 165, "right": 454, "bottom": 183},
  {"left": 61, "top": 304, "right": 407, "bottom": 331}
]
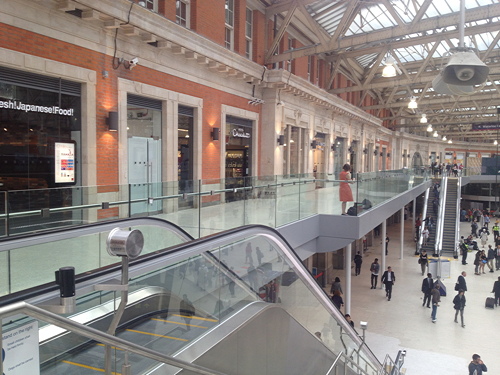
[
  {"left": 419, "top": 249, "right": 429, "bottom": 276},
  {"left": 471, "top": 220, "right": 478, "bottom": 238},
  {"left": 493, "top": 221, "right": 500, "bottom": 241},
  {"left": 479, "top": 250, "right": 487, "bottom": 274},
  {"left": 381, "top": 266, "right": 395, "bottom": 301},
  {"left": 255, "top": 246, "right": 264, "bottom": 265},
  {"left": 468, "top": 354, "right": 487, "bottom": 375},
  {"left": 452, "top": 289, "right": 466, "bottom": 327},
  {"left": 331, "top": 290, "right": 344, "bottom": 310},
  {"left": 496, "top": 244, "right": 500, "bottom": 271},
  {"left": 456, "top": 271, "right": 467, "bottom": 292},
  {"left": 421, "top": 227, "right": 429, "bottom": 246},
  {"left": 480, "top": 229, "right": 488, "bottom": 248},
  {"left": 491, "top": 276, "right": 500, "bottom": 306},
  {"left": 354, "top": 251, "right": 363, "bottom": 276},
  {"left": 421, "top": 273, "right": 434, "bottom": 308},
  {"left": 487, "top": 245, "right": 495, "bottom": 272},
  {"left": 430, "top": 284, "right": 441, "bottom": 323},
  {"left": 370, "top": 258, "right": 380, "bottom": 289},
  {"left": 474, "top": 249, "right": 482, "bottom": 275},
  {"left": 339, "top": 163, "right": 354, "bottom": 215}
]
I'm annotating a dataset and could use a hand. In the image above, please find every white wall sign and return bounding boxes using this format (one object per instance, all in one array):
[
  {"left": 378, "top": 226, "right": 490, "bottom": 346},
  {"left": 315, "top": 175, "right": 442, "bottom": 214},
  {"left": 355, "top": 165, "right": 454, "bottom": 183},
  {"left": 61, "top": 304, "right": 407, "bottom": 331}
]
[
  {"left": 55, "top": 142, "right": 76, "bottom": 184},
  {"left": 2, "top": 321, "right": 39, "bottom": 375}
]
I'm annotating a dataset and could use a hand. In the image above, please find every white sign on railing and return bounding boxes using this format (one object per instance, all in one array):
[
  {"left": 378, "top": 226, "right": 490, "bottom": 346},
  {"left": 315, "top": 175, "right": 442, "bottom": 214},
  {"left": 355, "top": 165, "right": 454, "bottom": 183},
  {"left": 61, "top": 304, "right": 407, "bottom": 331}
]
[{"left": 2, "top": 321, "right": 39, "bottom": 375}]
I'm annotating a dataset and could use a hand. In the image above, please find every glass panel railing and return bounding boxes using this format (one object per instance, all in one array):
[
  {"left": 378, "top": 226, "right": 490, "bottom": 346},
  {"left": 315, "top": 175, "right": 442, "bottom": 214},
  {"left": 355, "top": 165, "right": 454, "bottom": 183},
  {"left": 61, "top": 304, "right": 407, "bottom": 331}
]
[
  {"left": 0, "top": 218, "right": 192, "bottom": 296},
  {"left": 0, "top": 170, "right": 430, "bottom": 238}
]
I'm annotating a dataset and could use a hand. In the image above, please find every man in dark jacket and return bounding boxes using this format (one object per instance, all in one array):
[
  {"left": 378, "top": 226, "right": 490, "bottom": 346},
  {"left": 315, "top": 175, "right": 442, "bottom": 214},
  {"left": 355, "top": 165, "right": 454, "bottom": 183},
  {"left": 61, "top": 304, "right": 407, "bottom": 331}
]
[
  {"left": 421, "top": 273, "right": 434, "bottom": 308},
  {"left": 491, "top": 276, "right": 500, "bottom": 306},
  {"left": 457, "top": 271, "right": 467, "bottom": 292},
  {"left": 354, "top": 251, "right": 363, "bottom": 276},
  {"left": 430, "top": 284, "right": 441, "bottom": 323},
  {"left": 381, "top": 266, "right": 395, "bottom": 301},
  {"left": 468, "top": 354, "right": 487, "bottom": 375}
]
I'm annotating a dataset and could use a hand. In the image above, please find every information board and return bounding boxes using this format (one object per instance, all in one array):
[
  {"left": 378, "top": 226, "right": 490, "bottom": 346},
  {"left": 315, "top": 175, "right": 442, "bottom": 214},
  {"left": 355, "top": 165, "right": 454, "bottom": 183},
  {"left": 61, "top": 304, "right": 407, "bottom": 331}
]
[
  {"left": 2, "top": 321, "right": 39, "bottom": 375},
  {"left": 54, "top": 142, "right": 76, "bottom": 184}
]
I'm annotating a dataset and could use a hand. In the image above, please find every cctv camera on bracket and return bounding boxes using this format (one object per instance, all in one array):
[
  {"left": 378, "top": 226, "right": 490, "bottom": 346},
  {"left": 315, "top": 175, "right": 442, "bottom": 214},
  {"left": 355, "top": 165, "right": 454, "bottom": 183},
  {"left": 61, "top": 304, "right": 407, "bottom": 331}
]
[{"left": 126, "top": 57, "right": 139, "bottom": 70}]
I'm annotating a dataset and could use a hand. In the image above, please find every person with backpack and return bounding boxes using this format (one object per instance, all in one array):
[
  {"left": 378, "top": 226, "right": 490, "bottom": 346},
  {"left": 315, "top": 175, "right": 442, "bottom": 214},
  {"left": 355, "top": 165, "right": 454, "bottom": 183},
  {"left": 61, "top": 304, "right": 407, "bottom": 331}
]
[{"left": 370, "top": 258, "right": 380, "bottom": 289}]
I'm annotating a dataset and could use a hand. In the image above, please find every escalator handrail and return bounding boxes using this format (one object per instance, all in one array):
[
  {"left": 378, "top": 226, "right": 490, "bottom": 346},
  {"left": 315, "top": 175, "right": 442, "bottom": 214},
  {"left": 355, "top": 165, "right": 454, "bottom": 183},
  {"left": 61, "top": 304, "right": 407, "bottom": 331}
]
[
  {"left": 0, "top": 301, "right": 228, "bottom": 375},
  {"left": 136, "top": 224, "right": 383, "bottom": 371}
]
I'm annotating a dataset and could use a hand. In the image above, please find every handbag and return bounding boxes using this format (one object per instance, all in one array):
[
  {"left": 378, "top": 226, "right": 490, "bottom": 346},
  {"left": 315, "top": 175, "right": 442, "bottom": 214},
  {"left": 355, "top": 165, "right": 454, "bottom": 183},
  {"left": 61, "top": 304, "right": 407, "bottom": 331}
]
[
  {"left": 418, "top": 258, "right": 421, "bottom": 264},
  {"left": 454, "top": 283, "right": 460, "bottom": 291}
]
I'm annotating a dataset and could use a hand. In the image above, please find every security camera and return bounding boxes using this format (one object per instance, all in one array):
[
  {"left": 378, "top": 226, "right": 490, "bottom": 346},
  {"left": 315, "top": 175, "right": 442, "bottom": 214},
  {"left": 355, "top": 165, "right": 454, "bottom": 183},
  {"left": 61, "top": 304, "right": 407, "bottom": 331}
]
[
  {"left": 360, "top": 321, "right": 368, "bottom": 330},
  {"left": 127, "top": 57, "right": 139, "bottom": 70}
]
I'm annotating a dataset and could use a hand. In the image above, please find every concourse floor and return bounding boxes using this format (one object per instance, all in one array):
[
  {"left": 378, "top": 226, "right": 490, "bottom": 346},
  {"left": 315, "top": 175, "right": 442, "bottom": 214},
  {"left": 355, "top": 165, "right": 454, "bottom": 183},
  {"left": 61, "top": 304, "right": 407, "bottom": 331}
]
[{"left": 335, "top": 218, "right": 498, "bottom": 375}]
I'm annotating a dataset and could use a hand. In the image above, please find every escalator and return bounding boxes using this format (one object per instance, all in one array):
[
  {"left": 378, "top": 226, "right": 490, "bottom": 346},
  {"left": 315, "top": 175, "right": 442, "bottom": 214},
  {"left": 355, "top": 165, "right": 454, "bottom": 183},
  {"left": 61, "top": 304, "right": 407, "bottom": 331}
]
[
  {"left": 0, "top": 220, "right": 384, "bottom": 375},
  {"left": 441, "top": 178, "right": 459, "bottom": 255}
]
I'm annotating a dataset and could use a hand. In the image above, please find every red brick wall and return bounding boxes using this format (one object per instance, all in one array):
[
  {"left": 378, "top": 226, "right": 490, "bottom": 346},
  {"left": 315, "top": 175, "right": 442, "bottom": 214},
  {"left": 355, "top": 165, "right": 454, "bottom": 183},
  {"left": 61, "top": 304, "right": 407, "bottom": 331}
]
[
  {"left": 252, "top": 10, "right": 265, "bottom": 65},
  {"left": 0, "top": 23, "right": 259, "bottom": 186},
  {"left": 192, "top": 0, "right": 226, "bottom": 46}
]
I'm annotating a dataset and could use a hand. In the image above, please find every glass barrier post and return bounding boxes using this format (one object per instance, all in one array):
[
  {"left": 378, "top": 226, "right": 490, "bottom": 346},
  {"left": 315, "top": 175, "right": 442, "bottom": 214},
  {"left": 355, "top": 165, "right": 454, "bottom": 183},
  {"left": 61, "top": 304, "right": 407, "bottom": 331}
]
[{"left": 198, "top": 179, "right": 202, "bottom": 239}]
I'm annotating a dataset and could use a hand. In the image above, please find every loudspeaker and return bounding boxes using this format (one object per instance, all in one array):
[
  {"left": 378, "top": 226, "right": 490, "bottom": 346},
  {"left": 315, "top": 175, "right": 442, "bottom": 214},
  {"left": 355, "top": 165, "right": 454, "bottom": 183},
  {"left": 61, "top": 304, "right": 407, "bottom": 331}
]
[
  {"left": 441, "top": 51, "right": 489, "bottom": 86},
  {"left": 432, "top": 74, "right": 474, "bottom": 95}
]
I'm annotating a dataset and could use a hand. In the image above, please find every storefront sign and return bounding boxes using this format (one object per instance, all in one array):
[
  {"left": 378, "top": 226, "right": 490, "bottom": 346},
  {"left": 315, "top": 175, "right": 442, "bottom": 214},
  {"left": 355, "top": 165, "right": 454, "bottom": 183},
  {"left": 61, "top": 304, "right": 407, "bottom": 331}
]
[
  {"left": 0, "top": 100, "right": 74, "bottom": 116},
  {"left": 2, "top": 321, "right": 39, "bottom": 375},
  {"left": 55, "top": 142, "right": 75, "bottom": 184},
  {"left": 231, "top": 128, "right": 251, "bottom": 138}
]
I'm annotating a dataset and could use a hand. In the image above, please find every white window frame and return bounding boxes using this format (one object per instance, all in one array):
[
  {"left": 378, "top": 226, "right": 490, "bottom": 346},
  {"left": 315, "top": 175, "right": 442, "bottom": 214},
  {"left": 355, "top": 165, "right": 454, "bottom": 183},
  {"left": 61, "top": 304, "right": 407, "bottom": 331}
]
[
  {"left": 225, "top": 0, "right": 234, "bottom": 50},
  {"left": 245, "top": 7, "right": 253, "bottom": 59},
  {"left": 143, "top": 0, "right": 158, "bottom": 13},
  {"left": 285, "top": 37, "right": 293, "bottom": 72},
  {"left": 176, "top": 0, "right": 190, "bottom": 28}
]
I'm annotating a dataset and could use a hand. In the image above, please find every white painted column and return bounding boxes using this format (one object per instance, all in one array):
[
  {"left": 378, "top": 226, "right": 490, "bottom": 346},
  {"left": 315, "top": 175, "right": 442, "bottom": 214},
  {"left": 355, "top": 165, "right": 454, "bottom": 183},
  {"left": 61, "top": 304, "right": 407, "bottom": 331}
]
[
  {"left": 345, "top": 243, "right": 352, "bottom": 314},
  {"left": 400, "top": 207, "right": 405, "bottom": 259},
  {"left": 381, "top": 220, "right": 387, "bottom": 289},
  {"left": 412, "top": 198, "right": 416, "bottom": 240}
]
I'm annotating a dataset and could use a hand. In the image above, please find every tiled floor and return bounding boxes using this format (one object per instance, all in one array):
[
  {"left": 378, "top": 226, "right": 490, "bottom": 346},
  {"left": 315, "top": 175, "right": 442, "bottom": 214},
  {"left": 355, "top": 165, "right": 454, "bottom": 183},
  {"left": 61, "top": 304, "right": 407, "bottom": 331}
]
[{"left": 336, "top": 218, "right": 498, "bottom": 375}]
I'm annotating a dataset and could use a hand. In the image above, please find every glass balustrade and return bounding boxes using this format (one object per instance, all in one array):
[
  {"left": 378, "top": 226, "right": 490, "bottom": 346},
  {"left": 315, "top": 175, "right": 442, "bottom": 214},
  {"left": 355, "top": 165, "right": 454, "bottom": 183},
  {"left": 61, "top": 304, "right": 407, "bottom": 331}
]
[{"left": 0, "top": 169, "right": 429, "bottom": 239}]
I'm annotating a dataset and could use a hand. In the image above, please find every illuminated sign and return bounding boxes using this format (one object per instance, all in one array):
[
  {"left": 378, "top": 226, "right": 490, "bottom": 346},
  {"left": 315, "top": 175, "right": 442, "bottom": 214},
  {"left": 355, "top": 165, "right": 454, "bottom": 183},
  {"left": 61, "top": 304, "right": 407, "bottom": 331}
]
[
  {"left": 55, "top": 142, "right": 75, "bottom": 184},
  {"left": 232, "top": 128, "right": 251, "bottom": 138},
  {"left": 0, "top": 100, "right": 74, "bottom": 116}
]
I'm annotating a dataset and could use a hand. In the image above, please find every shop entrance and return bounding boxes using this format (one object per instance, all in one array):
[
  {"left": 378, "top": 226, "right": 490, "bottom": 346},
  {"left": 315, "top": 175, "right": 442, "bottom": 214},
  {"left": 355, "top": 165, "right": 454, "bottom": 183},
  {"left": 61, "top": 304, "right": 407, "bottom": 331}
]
[{"left": 127, "top": 95, "right": 162, "bottom": 216}]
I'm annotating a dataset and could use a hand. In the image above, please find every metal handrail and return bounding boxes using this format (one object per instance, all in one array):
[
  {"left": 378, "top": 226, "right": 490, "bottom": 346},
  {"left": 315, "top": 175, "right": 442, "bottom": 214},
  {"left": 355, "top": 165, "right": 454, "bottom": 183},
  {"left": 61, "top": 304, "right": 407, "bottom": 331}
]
[
  {"left": 0, "top": 301, "right": 227, "bottom": 375},
  {"left": 454, "top": 177, "right": 462, "bottom": 258}
]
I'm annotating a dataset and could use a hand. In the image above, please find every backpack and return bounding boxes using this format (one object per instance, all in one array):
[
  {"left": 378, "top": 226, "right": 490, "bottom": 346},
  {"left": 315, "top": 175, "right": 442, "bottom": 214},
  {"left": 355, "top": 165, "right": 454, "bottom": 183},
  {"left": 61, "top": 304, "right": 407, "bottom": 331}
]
[{"left": 347, "top": 206, "right": 358, "bottom": 216}]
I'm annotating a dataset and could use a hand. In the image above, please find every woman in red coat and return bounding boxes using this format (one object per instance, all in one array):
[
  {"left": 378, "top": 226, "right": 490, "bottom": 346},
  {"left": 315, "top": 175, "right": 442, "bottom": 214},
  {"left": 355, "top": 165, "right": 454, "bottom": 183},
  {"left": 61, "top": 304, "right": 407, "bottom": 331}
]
[{"left": 339, "top": 163, "right": 354, "bottom": 215}]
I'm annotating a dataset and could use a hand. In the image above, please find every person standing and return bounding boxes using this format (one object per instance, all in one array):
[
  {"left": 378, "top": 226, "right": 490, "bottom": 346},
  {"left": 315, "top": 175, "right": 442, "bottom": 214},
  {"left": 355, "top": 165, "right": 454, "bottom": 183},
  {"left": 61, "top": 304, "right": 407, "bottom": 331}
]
[
  {"left": 354, "top": 251, "right": 363, "bottom": 276},
  {"left": 480, "top": 229, "right": 488, "bottom": 248},
  {"left": 496, "top": 244, "right": 500, "bottom": 271},
  {"left": 468, "top": 354, "right": 487, "bottom": 375},
  {"left": 493, "top": 221, "right": 500, "bottom": 241},
  {"left": 385, "top": 236, "right": 390, "bottom": 256},
  {"left": 453, "top": 289, "right": 466, "bottom": 327},
  {"left": 419, "top": 249, "right": 429, "bottom": 276},
  {"left": 370, "top": 258, "right": 380, "bottom": 289},
  {"left": 381, "top": 266, "right": 395, "bottom": 301},
  {"left": 245, "top": 243, "right": 253, "bottom": 264},
  {"left": 484, "top": 214, "right": 490, "bottom": 229},
  {"left": 430, "top": 284, "right": 441, "bottom": 323},
  {"left": 421, "top": 273, "right": 434, "bottom": 308},
  {"left": 421, "top": 227, "right": 429, "bottom": 246},
  {"left": 487, "top": 245, "right": 495, "bottom": 272},
  {"left": 491, "top": 276, "right": 500, "bottom": 306},
  {"left": 331, "top": 290, "right": 344, "bottom": 310},
  {"left": 255, "top": 246, "right": 264, "bottom": 265},
  {"left": 339, "top": 163, "right": 354, "bottom": 215},
  {"left": 330, "top": 277, "right": 343, "bottom": 295},
  {"left": 456, "top": 271, "right": 467, "bottom": 292},
  {"left": 471, "top": 220, "right": 478, "bottom": 238},
  {"left": 474, "top": 249, "right": 482, "bottom": 275}
]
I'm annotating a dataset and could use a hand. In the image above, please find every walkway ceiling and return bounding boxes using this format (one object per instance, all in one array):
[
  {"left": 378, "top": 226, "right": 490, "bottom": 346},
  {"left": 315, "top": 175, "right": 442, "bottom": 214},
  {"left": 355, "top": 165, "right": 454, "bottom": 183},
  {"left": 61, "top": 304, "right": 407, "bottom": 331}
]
[{"left": 264, "top": 0, "right": 500, "bottom": 144}]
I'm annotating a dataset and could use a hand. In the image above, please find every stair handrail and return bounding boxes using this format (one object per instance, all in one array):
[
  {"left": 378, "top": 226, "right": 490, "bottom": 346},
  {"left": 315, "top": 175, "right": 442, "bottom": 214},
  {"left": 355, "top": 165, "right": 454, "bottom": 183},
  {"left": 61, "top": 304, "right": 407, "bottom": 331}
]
[
  {"left": 454, "top": 177, "right": 463, "bottom": 258},
  {"left": 0, "top": 301, "right": 228, "bottom": 375},
  {"left": 434, "top": 177, "right": 447, "bottom": 257},
  {"left": 416, "top": 187, "right": 430, "bottom": 253}
]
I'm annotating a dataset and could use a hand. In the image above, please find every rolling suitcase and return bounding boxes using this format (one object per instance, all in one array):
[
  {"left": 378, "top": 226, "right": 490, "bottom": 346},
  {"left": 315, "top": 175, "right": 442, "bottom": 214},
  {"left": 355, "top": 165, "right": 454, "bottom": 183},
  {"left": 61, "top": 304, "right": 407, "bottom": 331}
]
[{"left": 485, "top": 297, "right": 495, "bottom": 309}]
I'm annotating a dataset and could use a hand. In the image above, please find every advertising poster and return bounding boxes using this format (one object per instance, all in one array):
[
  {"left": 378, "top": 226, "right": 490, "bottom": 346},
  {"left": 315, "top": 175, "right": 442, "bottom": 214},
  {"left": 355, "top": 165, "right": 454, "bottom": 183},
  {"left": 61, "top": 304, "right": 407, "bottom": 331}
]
[
  {"left": 2, "top": 321, "right": 39, "bottom": 375},
  {"left": 54, "top": 142, "right": 75, "bottom": 184}
]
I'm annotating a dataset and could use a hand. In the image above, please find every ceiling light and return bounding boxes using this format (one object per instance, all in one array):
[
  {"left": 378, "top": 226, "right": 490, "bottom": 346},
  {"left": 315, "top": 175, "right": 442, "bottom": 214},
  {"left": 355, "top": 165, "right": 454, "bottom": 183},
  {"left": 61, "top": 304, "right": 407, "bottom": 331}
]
[
  {"left": 442, "top": 135, "right": 447, "bottom": 141},
  {"left": 426, "top": 124, "right": 433, "bottom": 132},
  {"left": 433, "top": 131, "right": 438, "bottom": 137},
  {"left": 448, "top": 139, "right": 453, "bottom": 144},
  {"left": 420, "top": 114, "right": 428, "bottom": 123},
  {"left": 494, "top": 140, "right": 498, "bottom": 145},
  {"left": 382, "top": 64, "right": 397, "bottom": 78},
  {"left": 408, "top": 97, "right": 418, "bottom": 109}
]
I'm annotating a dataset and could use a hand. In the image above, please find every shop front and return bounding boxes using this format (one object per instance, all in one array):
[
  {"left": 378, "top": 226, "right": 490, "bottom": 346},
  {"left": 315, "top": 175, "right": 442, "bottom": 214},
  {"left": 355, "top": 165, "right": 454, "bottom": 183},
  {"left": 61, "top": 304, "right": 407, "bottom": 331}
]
[
  {"left": 225, "top": 116, "right": 252, "bottom": 201},
  {"left": 0, "top": 66, "right": 81, "bottom": 234}
]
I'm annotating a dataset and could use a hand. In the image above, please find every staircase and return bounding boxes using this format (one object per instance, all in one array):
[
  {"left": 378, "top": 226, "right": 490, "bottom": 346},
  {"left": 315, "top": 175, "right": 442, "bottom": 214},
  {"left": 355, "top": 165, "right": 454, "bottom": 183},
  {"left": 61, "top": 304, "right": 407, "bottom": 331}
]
[{"left": 441, "top": 178, "right": 459, "bottom": 255}]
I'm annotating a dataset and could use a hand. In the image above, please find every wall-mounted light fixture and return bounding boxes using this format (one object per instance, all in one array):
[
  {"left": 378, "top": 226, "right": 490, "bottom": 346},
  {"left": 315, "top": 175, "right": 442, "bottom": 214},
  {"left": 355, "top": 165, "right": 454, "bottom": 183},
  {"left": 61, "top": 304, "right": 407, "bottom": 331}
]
[
  {"left": 407, "top": 154, "right": 411, "bottom": 158},
  {"left": 387, "top": 152, "right": 391, "bottom": 157},
  {"left": 277, "top": 135, "right": 285, "bottom": 146},
  {"left": 331, "top": 144, "right": 337, "bottom": 152},
  {"left": 374, "top": 150, "right": 379, "bottom": 156},
  {"left": 402, "top": 153, "right": 406, "bottom": 158},
  {"left": 311, "top": 140, "right": 317, "bottom": 149},
  {"left": 211, "top": 127, "right": 220, "bottom": 141},
  {"left": 106, "top": 112, "right": 119, "bottom": 132},
  {"left": 348, "top": 146, "right": 354, "bottom": 153},
  {"left": 363, "top": 148, "right": 368, "bottom": 154}
]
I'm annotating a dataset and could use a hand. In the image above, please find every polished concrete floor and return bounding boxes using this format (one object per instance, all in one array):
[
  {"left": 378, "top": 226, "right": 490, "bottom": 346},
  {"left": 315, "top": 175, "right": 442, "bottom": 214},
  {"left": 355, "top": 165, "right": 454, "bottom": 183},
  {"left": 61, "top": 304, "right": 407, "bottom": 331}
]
[{"left": 336, "top": 219, "right": 498, "bottom": 374}]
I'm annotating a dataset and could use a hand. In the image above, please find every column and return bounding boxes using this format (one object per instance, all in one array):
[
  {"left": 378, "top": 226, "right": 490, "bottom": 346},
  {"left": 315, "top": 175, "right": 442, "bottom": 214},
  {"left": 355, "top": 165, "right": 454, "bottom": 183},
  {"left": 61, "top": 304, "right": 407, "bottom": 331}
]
[
  {"left": 345, "top": 243, "right": 352, "bottom": 314},
  {"left": 400, "top": 207, "right": 405, "bottom": 259},
  {"left": 412, "top": 198, "right": 416, "bottom": 240},
  {"left": 381, "top": 220, "right": 386, "bottom": 289}
]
